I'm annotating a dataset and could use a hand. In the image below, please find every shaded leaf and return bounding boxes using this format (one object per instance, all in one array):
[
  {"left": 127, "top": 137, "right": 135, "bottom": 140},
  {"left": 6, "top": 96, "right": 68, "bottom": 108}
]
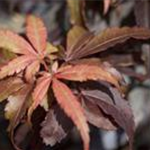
[
  {"left": 55, "top": 63, "right": 120, "bottom": 88},
  {"left": 0, "top": 30, "right": 35, "bottom": 55},
  {"left": 81, "top": 97, "right": 116, "bottom": 130},
  {"left": 103, "top": 54, "right": 135, "bottom": 67},
  {"left": 26, "top": 15, "right": 47, "bottom": 53},
  {"left": 68, "top": 27, "right": 150, "bottom": 60},
  {"left": 0, "top": 55, "right": 36, "bottom": 79},
  {"left": 14, "top": 123, "right": 31, "bottom": 147},
  {"left": 52, "top": 78, "right": 89, "bottom": 150},
  {"left": 109, "top": 87, "right": 135, "bottom": 149},
  {"left": 71, "top": 58, "right": 101, "bottom": 65},
  {"left": 5, "top": 84, "right": 33, "bottom": 150},
  {"left": 82, "top": 86, "right": 134, "bottom": 150},
  {"left": 41, "top": 104, "right": 73, "bottom": 146},
  {"left": 117, "top": 67, "right": 149, "bottom": 81},
  {"left": 0, "top": 77, "right": 24, "bottom": 102}
]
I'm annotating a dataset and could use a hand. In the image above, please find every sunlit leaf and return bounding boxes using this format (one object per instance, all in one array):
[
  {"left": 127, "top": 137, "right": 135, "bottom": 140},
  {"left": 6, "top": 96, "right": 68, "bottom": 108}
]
[
  {"left": 25, "top": 60, "right": 40, "bottom": 82},
  {"left": 0, "top": 55, "right": 36, "bottom": 79},
  {"left": 0, "top": 30, "right": 35, "bottom": 55},
  {"left": 26, "top": 15, "right": 47, "bottom": 53},
  {"left": 55, "top": 63, "right": 120, "bottom": 88},
  {"left": 52, "top": 78, "right": 90, "bottom": 150},
  {"left": 28, "top": 73, "right": 51, "bottom": 120}
]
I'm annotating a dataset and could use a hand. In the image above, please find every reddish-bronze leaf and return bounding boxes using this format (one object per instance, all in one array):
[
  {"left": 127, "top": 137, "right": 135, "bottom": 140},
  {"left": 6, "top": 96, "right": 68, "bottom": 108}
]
[
  {"left": 14, "top": 123, "right": 31, "bottom": 148},
  {"left": 26, "top": 15, "right": 47, "bottom": 53},
  {"left": 0, "top": 77, "right": 24, "bottom": 102},
  {"left": 0, "top": 15, "right": 52, "bottom": 81},
  {"left": 28, "top": 73, "right": 51, "bottom": 120},
  {"left": 81, "top": 97, "right": 116, "bottom": 130},
  {"left": 70, "top": 58, "right": 103, "bottom": 66},
  {"left": 82, "top": 87, "right": 134, "bottom": 150},
  {"left": 66, "top": 30, "right": 94, "bottom": 61},
  {"left": 55, "top": 63, "right": 120, "bottom": 88},
  {"left": 0, "top": 30, "right": 36, "bottom": 55},
  {"left": 109, "top": 87, "right": 135, "bottom": 150},
  {"left": 41, "top": 105, "right": 73, "bottom": 146},
  {"left": 52, "top": 78, "right": 90, "bottom": 150},
  {"left": 25, "top": 60, "right": 40, "bottom": 82},
  {"left": 0, "top": 55, "right": 36, "bottom": 79},
  {"left": 67, "top": 27, "right": 150, "bottom": 60}
]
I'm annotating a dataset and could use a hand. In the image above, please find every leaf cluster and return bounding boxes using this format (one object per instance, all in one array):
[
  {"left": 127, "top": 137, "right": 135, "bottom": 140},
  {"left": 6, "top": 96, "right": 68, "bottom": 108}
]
[{"left": 0, "top": 11, "right": 150, "bottom": 150}]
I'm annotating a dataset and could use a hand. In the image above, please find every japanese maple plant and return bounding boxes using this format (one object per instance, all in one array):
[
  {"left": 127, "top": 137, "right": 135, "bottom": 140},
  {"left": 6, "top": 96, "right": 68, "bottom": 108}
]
[{"left": 0, "top": 15, "right": 150, "bottom": 150}]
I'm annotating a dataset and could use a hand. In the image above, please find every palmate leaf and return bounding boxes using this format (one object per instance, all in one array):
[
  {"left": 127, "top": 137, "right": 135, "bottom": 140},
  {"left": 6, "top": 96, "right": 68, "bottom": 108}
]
[
  {"left": 66, "top": 27, "right": 150, "bottom": 60},
  {"left": 26, "top": 15, "right": 47, "bottom": 53},
  {"left": 52, "top": 78, "right": 90, "bottom": 150},
  {"left": 0, "top": 15, "right": 53, "bottom": 80},
  {"left": 55, "top": 63, "right": 120, "bottom": 89}
]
